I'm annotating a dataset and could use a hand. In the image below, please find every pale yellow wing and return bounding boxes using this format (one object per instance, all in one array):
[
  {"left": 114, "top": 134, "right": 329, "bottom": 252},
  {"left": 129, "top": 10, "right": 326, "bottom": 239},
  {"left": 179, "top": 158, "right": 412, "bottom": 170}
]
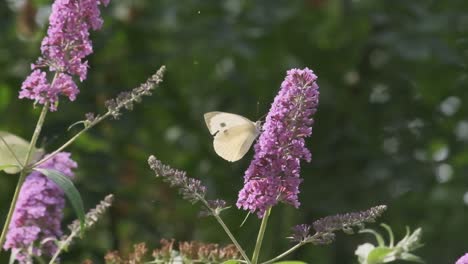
[
  {"left": 213, "top": 123, "right": 259, "bottom": 162},
  {"left": 204, "top": 112, "right": 255, "bottom": 135}
]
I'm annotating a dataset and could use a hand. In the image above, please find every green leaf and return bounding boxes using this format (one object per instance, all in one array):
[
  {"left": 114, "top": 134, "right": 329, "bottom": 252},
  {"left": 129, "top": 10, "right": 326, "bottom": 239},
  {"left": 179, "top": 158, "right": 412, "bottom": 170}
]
[
  {"left": 34, "top": 168, "right": 85, "bottom": 233},
  {"left": 400, "top": 252, "right": 425, "bottom": 263},
  {"left": 367, "top": 247, "right": 393, "bottom": 264},
  {"left": 273, "top": 260, "right": 307, "bottom": 264},
  {"left": 360, "top": 229, "right": 386, "bottom": 247},
  {"left": 380, "top": 223, "right": 394, "bottom": 247},
  {"left": 0, "top": 131, "right": 44, "bottom": 174}
]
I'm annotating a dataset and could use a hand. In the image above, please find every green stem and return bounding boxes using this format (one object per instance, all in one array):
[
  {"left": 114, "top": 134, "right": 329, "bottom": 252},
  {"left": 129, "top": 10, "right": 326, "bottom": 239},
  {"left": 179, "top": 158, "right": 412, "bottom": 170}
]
[
  {"left": 213, "top": 213, "right": 251, "bottom": 263},
  {"left": 251, "top": 207, "right": 271, "bottom": 264},
  {"left": 200, "top": 199, "right": 251, "bottom": 263},
  {"left": 48, "top": 230, "right": 78, "bottom": 264},
  {"left": 260, "top": 242, "right": 305, "bottom": 264},
  {"left": 31, "top": 112, "right": 111, "bottom": 168},
  {"left": 0, "top": 103, "right": 49, "bottom": 250}
]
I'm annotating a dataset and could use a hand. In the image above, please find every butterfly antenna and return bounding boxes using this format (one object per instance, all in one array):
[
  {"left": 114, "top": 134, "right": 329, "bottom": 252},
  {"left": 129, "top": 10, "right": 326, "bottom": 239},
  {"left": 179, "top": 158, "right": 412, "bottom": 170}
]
[{"left": 255, "top": 101, "right": 268, "bottom": 122}]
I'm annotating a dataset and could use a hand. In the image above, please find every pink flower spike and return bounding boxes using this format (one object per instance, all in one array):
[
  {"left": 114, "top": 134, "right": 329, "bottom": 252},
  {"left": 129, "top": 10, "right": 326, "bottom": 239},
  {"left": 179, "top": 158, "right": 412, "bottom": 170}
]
[
  {"left": 236, "top": 68, "right": 320, "bottom": 217},
  {"left": 19, "top": 0, "right": 111, "bottom": 111}
]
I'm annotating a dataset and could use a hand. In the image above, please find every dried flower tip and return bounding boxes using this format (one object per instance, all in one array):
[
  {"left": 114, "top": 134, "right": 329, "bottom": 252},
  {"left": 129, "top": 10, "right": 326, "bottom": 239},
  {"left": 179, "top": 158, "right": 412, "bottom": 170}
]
[
  {"left": 289, "top": 224, "right": 311, "bottom": 242},
  {"left": 148, "top": 155, "right": 206, "bottom": 204},
  {"left": 178, "top": 241, "right": 240, "bottom": 262},
  {"left": 104, "top": 251, "right": 123, "bottom": 264},
  {"left": 68, "top": 194, "right": 114, "bottom": 233},
  {"left": 128, "top": 243, "right": 147, "bottom": 263},
  {"left": 313, "top": 205, "right": 386, "bottom": 234},
  {"left": 179, "top": 241, "right": 200, "bottom": 260},
  {"left": 106, "top": 66, "right": 166, "bottom": 119},
  {"left": 152, "top": 239, "right": 175, "bottom": 260}
]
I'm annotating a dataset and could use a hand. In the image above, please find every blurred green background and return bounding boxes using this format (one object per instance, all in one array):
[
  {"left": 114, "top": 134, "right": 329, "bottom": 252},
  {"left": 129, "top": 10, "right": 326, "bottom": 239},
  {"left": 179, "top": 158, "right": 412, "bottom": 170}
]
[{"left": 1, "top": 0, "right": 467, "bottom": 263}]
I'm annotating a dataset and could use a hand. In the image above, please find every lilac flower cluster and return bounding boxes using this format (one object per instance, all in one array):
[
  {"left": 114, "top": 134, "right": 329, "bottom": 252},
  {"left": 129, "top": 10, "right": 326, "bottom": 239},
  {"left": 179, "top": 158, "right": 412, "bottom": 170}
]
[
  {"left": 236, "top": 68, "right": 319, "bottom": 217},
  {"left": 457, "top": 254, "right": 468, "bottom": 264},
  {"left": 148, "top": 155, "right": 207, "bottom": 204},
  {"left": 3, "top": 152, "right": 77, "bottom": 263},
  {"left": 289, "top": 205, "right": 387, "bottom": 246},
  {"left": 19, "top": 0, "right": 110, "bottom": 111}
]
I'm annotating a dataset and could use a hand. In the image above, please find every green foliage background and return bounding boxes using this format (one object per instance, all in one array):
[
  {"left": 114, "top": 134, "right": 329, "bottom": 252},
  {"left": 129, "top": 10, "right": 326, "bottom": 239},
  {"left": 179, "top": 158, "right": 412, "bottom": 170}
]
[{"left": 1, "top": 0, "right": 467, "bottom": 263}]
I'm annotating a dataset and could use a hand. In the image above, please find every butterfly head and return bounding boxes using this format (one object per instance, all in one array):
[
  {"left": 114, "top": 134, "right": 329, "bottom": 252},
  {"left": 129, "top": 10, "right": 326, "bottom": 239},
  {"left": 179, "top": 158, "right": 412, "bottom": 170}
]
[{"left": 254, "top": 120, "right": 263, "bottom": 134}]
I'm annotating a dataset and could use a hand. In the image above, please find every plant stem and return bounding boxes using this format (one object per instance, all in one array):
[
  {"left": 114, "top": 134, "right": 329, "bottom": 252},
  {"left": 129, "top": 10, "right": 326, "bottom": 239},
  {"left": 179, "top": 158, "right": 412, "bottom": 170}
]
[
  {"left": 213, "top": 213, "right": 251, "bottom": 263},
  {"left": 200, "top": 199, "right": 251, "bottom": 263},
  {"left": 31, "top": 112, "right": 111, "bottom": 168},
  {"left": 48, "top": 230, "right": 77, "bottom": 264},
  {"left": 251, "top": 207, "right": 271, "bottom": 264},
  {"left": 260, "top": 242, "right": 305, "bottom": 264},
  {"left": 0, "top": 104, "right": 49, "bottom": 250}
]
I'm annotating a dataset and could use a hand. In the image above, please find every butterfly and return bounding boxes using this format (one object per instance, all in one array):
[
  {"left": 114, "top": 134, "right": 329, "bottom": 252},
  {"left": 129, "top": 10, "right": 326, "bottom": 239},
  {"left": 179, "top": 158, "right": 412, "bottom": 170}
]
[{"left": 204, "top": 112, "right": 262, "bottom": 162}]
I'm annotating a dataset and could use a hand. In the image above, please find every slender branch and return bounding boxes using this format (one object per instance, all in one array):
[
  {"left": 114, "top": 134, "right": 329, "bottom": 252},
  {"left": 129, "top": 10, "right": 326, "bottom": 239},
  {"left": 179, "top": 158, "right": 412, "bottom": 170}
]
[
  {"left": 260, "top": 242, "right": 305, "bottom": 264},
  {"left": 251, "top": 207, "right": 271, "bottom": 264},
  {"left": 0, "top": 136, "right": 24, "bottom": 168},
  {"left": 33, "top": 66, "right": 165, "bottom": 168},
  {"left": 30, "top": 112, "right": 111, "bottom": 168},
  {"left": 199, "top": 199, "right": 251, "bottom": 264},
  {"left": 48, "top": 230, "right": 77, "bottom": 264},
  {"left": 0, "top": 103, "right": 49, "bottom": 250}
]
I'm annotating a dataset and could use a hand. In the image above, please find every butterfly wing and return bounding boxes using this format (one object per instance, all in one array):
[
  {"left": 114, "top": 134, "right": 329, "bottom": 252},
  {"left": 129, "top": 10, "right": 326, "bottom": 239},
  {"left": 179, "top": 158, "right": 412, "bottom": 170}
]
[
  {"left": 213, "top": 123, "right": 259, "bottom": 162},
  {"left": 204, "top": 112, "right": 255, "bottom": 135}
]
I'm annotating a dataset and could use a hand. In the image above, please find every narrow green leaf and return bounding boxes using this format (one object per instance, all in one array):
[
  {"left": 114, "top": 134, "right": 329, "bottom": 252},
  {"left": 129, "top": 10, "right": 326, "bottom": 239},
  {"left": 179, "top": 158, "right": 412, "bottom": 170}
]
[
  {"left": 0, "top": 131, "right": 44, "bottom": 174},
  {"left": 359, "top": 229, "right": 386, "bottom": 247},
  {"left": 380, "top": 223, "right": 394, "bottom": 247},
  {"left": 240, "top": 212, "right": 251, "bottom": 227},
  {"left": 400, "top": 252, "right": 425, "bottom": 263},
  {"left": 366, "top": 247, "right": 393, "bottom": 264},
  {"left": 34, "top": 168, "right": 85, "bottom": 232}
]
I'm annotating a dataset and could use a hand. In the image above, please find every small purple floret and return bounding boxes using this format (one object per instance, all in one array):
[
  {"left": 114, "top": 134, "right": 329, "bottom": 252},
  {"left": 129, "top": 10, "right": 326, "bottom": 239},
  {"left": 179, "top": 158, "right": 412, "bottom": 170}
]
[
  {"left": 3, "top": 152, "right": 77, "bottom": 263},
  {"left": 236, "top": 68, "right": 319, "bottom": 217}
]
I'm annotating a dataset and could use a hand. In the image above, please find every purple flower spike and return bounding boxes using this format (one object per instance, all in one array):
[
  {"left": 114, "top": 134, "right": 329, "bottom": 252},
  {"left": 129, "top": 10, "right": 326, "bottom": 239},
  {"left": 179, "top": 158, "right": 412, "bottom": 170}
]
[
  {"left": 456, "top": 253, "right": 468, "bottom": 264},
  {"left": 19, "top": 0, "right": 110, "bottom": 111},
  {"left": 236, "top": 68, "right": 319, "bottom": 217},
  {"left": 3, "top": 152, "right": 77, "bottom": 263}
]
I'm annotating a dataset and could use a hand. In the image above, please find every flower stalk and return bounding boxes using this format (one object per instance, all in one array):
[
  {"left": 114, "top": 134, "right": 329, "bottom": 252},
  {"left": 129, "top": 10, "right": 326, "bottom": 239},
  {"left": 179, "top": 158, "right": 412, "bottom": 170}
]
[
  {"left": 251, "top": 207, "right": 271, "bottom": 264},
  {"left": 0, "top": 103, "right": 49, "bottom": 250},
  {"left": 199, "top": 199, "right": 251, "bottom": 264}
]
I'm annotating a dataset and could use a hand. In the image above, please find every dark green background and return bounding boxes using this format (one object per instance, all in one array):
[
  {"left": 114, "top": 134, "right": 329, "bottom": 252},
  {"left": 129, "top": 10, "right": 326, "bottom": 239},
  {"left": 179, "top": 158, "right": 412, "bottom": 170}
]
[{"left": 1, "top": 0, "right": 467, "bottom": 263}]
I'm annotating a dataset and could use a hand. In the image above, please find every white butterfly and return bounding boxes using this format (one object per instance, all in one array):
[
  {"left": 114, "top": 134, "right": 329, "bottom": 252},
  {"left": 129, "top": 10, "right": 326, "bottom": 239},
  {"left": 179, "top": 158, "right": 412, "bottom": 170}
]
[{"left": 204, "top": 111, "right": 262, "bottom": 162}]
